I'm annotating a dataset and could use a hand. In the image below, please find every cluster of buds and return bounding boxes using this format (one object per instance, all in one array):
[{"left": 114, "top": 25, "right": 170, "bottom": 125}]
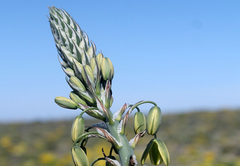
[
  {"left": 49, "top": 6, "right": 170, "bottom": 166},
  {"left": 49, "top": 6, "right": 114, "bottom": 122}
]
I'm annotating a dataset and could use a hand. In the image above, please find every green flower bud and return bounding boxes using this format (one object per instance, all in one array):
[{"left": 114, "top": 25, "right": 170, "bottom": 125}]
[
  {"left": 90, "top": 58, "right": 97, "bottom": 74},
  {"left": 70, "top": 92, "right": 87, "bottom": 105},
  {"left": 83, "top": 65, "right": 94, "bottom": 85},
  {"left": 133, "top": 112, "right": 146, "bottom": 135},
  {"left": 71, "top": 115, "right": 85, "bottom": 142},
  {"left": 146, "top": 106, "right": 161, "bottom": 135},
  {"left": 154, "top": 139, "right": 170, "bottom": 166},
  {"left": 141, "top": 139, "right": 154, "bottom": 165},
  {"left": 62, "top": 67, "right": 75, "bottom": 77},
  {"left": 149, "top": 140, "right": 162, "bottom": 165},
  {"left": 78, "top": 91, "right": 96, "bottom": 106},
  {"left": 55, "top": 96, "right": 78, "bottom": 109},
  {"left": 69, "top": 76, "right": 86, "bottom": 92},
  {"left": 73, "top": 59, "right": 84, "bottom": 82},
  {"left": 87, "top": 46, "right": 94, "bottom": 59},
  {"left": 101, "top": 57, "right": 114, "bottom": 81},
  {"left": 141, "top": 138, "right": 170, "bottom": 166},
  {"left": 71, "top": 146, "right": 89, "bottom": 166},
  {"left": 85, "top": 108, "right": 106, "bottom": 121},
  {"left": 96, "top": 53, "right": 103, "bottom": 66}
]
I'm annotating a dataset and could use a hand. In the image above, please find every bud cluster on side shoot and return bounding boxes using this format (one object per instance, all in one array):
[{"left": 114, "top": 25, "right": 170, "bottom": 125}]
[{"left": 49, "top": 6, "right": 170, "bottom": 166}]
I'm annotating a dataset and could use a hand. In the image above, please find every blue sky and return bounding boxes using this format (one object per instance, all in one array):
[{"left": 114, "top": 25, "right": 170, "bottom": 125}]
[{"left": 0, "top": 0, "right": 239, "bottom": 122}]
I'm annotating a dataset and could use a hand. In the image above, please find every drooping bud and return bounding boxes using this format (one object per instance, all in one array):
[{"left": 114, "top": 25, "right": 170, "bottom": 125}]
[
  {"left": 152, "top": 139, "right": 170, "bottom": 166},
  {"left": 71, "top": 115, "right": 85, "bottom": 142},
  {"left": 149, "top": 139, "right": 162, "bottom": 165},
  {"left": 101, "top": 57, "right": 114, "bottom": 81},
  {"left": 133, "top": 112, "right": 146, "bottom": 135},
  {"left": 141, "top": 138, "right": 170, "bottom": 165},
  {"left": 146, "top": 106, "right": 161, "bottom": 135},
  {"left": 141, "top": 139, "right": 154, "bottom": 165},
  {"left": 55, "top": 96, "right": 78, "bottom": 109},
  {"left": 71, "top": 146, "right": 89, "bottom": 166}
]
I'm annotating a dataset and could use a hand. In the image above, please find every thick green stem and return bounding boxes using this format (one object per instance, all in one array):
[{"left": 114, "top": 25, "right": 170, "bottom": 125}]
[{"left": 107, "top": 121, "right": 134, "bottom": 166}]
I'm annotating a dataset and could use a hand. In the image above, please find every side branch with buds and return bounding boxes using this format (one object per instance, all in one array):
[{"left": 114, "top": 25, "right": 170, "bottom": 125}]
[{"left": 48, "top": 6, "right": 170, "bottom": 166}]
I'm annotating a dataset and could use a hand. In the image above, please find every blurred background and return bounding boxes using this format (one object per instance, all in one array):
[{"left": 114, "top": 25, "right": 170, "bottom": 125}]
[{"left": 0, "top": 0, "right": 239, "bottom": 165}]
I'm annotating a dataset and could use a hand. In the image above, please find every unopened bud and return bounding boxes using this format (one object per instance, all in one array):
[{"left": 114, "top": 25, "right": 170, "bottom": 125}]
[
  {"left": 101, "top": 57, "right": 114, "bottom": 81},
  {"left": 83, "top": 65, "right": 94, "bottom": 85},
  {"left": 71, "top": 115, "right": 85, "bottom": 142},
  {"left": 96, "top": 53, "right": 103, "bottom": 66},
  {"left": 133, "top": 112, "right": 146, "bottom": 135},
  {"left": 70, "top": 92, "right": 87, "bottom": 105},
  {"left": 90, "top": 58, "right": 97, "bottom": 74},
  {"left": 62, "top": 67, "right": 75, "bottom": 77},
  {"left": 141, "top": 138, "right": 170, "bottom": 166},
  {"left": 69, "top": 76, "right": 86, "bottom": 92},
  {"left": 87, "top": 46, "right": 94, "bottom": 59},
  {"left": 71, "top": 146, "right": 89, "bottom": 166},
  {"left": 55, "top": 96, "right": 78, "bottom": 109},
  {"left": 146, "top": 106, "right": 161, "bottom": 135}
]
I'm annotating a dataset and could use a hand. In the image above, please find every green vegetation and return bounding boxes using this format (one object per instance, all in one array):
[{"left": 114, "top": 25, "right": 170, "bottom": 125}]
[{"left": 0, "top": 109, "right": 239, "bottom": 166}]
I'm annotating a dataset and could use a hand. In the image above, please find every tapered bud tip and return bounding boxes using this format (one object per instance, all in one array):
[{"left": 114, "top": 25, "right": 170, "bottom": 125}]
[
  {"left": 101, "top": 57, "right": 114, "bottom": 81},
  {"left": 146, "top": 106, "right": 162, "bottom": 135},
  {"left": 55, "top": 96, "right": 78, "bottom": 109}
]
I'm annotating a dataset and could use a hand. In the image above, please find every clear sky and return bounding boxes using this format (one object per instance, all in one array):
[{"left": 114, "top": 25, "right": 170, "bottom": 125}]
[{"left": 0, "top": 0, "right": 239, "bottom": 122}]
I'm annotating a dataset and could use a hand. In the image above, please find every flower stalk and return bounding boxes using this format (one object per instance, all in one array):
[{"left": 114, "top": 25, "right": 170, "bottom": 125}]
[{"left": 48, "top": 6, "right": 170, "bottom": 166}]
